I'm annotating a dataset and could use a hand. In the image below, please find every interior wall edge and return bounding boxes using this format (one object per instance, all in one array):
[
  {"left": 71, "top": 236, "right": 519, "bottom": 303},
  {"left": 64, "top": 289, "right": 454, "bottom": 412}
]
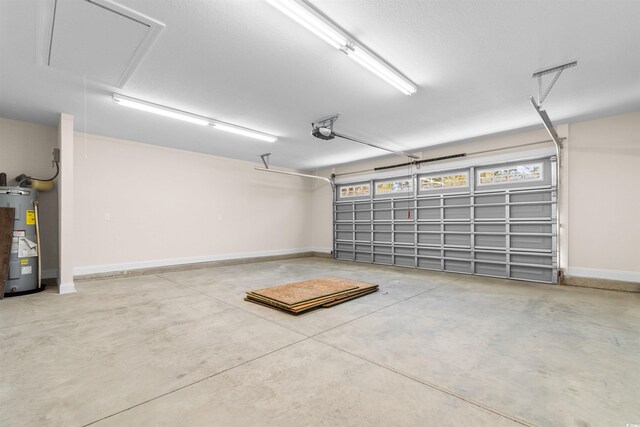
[
  {"left": 73, "top": 247, "right": 320, "bottom": 277},
  {"left": 565, "top": 267, "right": 640, "bottom": 284},
  {"left": 57, "top": 281, "right": 77, "bottom": 294}
]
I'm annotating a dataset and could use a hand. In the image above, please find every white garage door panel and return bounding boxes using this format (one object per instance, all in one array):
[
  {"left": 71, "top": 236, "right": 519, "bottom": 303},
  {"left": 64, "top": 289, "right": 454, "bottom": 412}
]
[{"left": 333, "top": 156, "right": 558, "bottom": 284}]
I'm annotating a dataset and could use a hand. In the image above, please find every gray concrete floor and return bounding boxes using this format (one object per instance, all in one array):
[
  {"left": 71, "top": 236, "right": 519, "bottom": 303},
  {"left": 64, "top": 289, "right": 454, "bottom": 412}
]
[{"left": 1, "top": 258, "right": 638, "bottom": 427}]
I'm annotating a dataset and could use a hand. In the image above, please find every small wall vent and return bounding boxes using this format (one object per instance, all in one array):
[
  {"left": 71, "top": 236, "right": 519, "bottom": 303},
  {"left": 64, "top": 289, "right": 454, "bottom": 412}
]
[{"left": 38, "top": 0, "right": 165, "bottom": 88}]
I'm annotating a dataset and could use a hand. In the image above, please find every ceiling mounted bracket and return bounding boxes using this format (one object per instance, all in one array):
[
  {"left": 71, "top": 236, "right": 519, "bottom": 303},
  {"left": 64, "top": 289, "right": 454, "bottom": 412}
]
[
  {"left": 533, "top": 61, "right": 577, "bottom": 105},
  {"left": 529, "top": 61, "right": 576, "bottom": 151},
  {"left": 260, "top": 153, "right": 271, "bottom": 169},
  {"left": 312, "top": 114, "right": 340, "bottom": 132}
]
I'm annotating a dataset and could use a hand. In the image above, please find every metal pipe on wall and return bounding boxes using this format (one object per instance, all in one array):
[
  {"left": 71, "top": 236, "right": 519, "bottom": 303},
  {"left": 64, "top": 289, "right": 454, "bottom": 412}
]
[{"left": 254, "top": 167, "right": 334, "bottom": 187}]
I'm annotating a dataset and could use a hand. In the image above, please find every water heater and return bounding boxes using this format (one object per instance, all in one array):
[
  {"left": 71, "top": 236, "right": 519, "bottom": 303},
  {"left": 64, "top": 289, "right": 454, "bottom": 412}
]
[{"left": 1, "top": 187, "right": 40, "bottom": 295}]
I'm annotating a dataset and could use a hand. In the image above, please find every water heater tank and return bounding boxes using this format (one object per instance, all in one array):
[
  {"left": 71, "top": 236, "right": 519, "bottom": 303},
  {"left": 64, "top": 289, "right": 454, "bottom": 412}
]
[{"left": 1, "top": 187, "right": 39, "bottom": 295}]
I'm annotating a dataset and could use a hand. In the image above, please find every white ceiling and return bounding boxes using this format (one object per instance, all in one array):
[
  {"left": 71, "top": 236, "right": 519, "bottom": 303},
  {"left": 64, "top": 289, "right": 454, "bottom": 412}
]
[{"left": 1, "top": 0, "right": 639, "bottom": 170}]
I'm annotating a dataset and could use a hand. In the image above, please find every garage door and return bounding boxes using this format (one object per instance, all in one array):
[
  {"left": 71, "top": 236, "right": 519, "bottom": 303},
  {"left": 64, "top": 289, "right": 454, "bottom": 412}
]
[{"left": 333, "top": 156, "right": 558, "bottom": 284}]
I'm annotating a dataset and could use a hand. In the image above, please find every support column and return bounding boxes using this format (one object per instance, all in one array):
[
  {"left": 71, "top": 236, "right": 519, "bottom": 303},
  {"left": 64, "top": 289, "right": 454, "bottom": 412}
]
[
  {"left": 57, "top": 113, "right": 76, "bottom": 294},
  {"left": 556, "top": 124, "right": 570, "bottom": 277}
]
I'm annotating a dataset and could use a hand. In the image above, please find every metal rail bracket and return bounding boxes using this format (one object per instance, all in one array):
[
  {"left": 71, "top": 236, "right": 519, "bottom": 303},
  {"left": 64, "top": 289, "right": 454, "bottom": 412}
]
[
  {"left": 529, "top": 61, "right": 576, "bottom": 151},
  {"left": 533, "top": 61, "right": 577, "bottom": 105},
  {"left": 260, "top": 153, "right": 271, "bottom": 169},
  {"left": 529, "top": 97, "right": 564, "bottom": 150}
]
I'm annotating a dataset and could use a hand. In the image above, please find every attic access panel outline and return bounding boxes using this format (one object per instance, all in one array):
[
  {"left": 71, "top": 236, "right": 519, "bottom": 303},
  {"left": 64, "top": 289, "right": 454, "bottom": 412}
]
[{"left": 40, "top": 0, "right": 165, "bottom": 88}]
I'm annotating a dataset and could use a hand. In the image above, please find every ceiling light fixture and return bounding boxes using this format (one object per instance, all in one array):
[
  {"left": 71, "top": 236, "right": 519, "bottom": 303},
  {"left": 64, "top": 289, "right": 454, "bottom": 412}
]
[
  {"left": 347, "top": 46, "right": 416, "bottom": 95},
  {"left": 266, "top": 0, "right": 417, "bottom": 95},
  {"left": 112, "top": 94, "right": 278, "bottom": 142},
  {"left": 266, "top": 0, "right": 347, "bottom": 49},
  {"left": 112, "top": 94, "right": 211, "bottom": 126},
  {"left": 212, "top": 123, "right": 277, "bottom": 143}
]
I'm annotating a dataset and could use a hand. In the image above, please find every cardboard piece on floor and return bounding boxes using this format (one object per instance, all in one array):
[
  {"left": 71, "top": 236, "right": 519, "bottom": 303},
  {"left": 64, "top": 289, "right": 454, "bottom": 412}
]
[
  {"left": 245, "top": 277, "right": 378, "bottom": 315},
  {"left": 250, "top": 276, "right": 361, "bottom": 305},
  {"left": 321, "top": 287, "right": 378, "bottom": 307},
  {"left": 248, "top": 281, "right": 377, "bottom": 308},
  {"left": 0, "top": 207, "right": 16, "bottom": 300},
  {"left": 247, "top": 287, "right": 366, "bottom": 312}
]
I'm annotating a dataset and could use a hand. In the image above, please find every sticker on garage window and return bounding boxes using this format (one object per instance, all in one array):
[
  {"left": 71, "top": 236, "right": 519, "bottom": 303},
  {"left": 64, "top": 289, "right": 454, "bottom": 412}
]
[
  {"left": 477, "top": 162, "right": 543, "bottom": 186},
  {"left": 420, "top": 172, "right": 469, "bottom": 190},
  {"left": 339, "top": 183, "right": 370, "bottom": 198},
  {"left": 375, "top": 179, "right": 412, "bottom": 195}
]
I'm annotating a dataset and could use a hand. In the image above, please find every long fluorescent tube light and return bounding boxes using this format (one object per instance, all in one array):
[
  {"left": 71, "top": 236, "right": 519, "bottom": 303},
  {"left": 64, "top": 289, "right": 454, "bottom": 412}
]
[
  {"left": 265, "top": 0, "right": 347, "bottom": 49},
  {"left": 213, "top": 123, "right": 277, "bottom": 143},
  {"left": 347, "top": 46, "right": 416, "bottom": 95},
  {"left": 266, "top": 0, "right": 417, "bottom": 95},
  {"left": 112, "top": 94, "right": 278, "bottom": 142},
  {"left": 113, "top": 94, "right": 211, "bottom": 126}
]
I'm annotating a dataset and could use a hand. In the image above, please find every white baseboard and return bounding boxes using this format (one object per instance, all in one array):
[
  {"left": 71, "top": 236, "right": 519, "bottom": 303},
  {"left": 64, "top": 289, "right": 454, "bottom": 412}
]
[
  {"left": 73, "top": 247, "right": 319, "bottom": 276},
  {"left": 57, "top": 281, "right": 77, "bottom": 294},
  {"left": 566, "top": 267, "right": 640, "bottom": 283},
  {"left": 310, "top": 247, "right": 332, "bottom": 253}
]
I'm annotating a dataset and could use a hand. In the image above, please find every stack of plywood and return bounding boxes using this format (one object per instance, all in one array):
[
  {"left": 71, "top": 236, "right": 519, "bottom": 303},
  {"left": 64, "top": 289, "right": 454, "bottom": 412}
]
[{"left": 245, "top": 277, "right": 378, "bottom": 315}]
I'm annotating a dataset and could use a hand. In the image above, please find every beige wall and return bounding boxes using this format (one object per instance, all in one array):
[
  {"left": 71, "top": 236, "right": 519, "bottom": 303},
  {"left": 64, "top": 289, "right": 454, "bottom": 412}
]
[
  {"left": 3, "top": 111, "right": 637, "bottom": 282},
  {"left": 0, "top": 117, "right": 59, "bottom": 277},
  {"left": 567, "top": 111, "right": 640, "bottom": 280},
  {"left": 72, "top": 133, "right": 315, "bottom": 274},
  {"left": 311, "top": 112, "right": 640, "bottom": 282},
  {"left": 310, "top": 180, "right": 333, "bottom": 252}
]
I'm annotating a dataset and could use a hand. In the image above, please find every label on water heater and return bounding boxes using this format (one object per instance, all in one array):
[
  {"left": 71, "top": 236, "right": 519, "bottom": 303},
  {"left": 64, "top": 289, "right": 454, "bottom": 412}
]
[
  {"left": 21, "top": 266, "right": 32, "bottom": 275},
  {"left": 26, "top": 210, "right": 35, "bottom": 225}
]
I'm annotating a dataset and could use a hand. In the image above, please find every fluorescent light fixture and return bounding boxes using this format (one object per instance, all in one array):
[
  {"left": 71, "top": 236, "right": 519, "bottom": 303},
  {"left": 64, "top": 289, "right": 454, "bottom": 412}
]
[
  {"left": 347, "top": 46, "right": 417, "bottom": 95},
  {"left": 213, "top": 123, "right": 278, "bottom": 143},
  {"left": 113, "top": 93, "right": 211, "bottom": 126},
  {"left": 266, "top": 0, "right": 417, "bottom": 95},
  {"left": 112, "top": 94, "right": 278, "bottom": 142},
  {"left": 112, "top": 94, "right": 211, "bottom": 126},
  {"left": 266, "top": 0, "right": 347, "bottom": 49}
]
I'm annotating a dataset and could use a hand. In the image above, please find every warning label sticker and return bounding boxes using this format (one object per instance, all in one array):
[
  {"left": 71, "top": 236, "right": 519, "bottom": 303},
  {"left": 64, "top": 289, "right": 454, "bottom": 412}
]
[
  {"left": 21, "top": 266, "right": 32, "bottom": 275},
  {"left": 26, "top": 210, "right": 35, "bottom": 225}
]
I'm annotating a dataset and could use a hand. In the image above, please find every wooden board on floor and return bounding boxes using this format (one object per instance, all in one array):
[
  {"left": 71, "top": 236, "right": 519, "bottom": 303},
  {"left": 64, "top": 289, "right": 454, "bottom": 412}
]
[
  {"left": 248, "top": 281, "right": 378, "bottom": 309},
  {"left": 247, "top": 287, "right": 374, "bottom": 313},
  {"left": 0, "top": 208, "right": 16, "bottom": 300},
  {"left": 245, "top": 277, "right": 378, "bottom": 314},
  {"left": 321, "top": 287, "right": 378, "bottom": 307},
  {"left": 244, "top": 287, "right": 378, "bottom": 315},
  {"left": 250, "top": 277, "right": 364, "bottom": 305}
]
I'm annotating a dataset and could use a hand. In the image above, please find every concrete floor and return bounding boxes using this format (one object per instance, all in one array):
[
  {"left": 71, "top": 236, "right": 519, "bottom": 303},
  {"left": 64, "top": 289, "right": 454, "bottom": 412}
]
[{"left": 1, "top": 258, "right": 638, "bottom": 427}]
